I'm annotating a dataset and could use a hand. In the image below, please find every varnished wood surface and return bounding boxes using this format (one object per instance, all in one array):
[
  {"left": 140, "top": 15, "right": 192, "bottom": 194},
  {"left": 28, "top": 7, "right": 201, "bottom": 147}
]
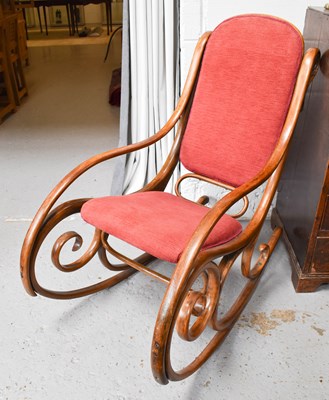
[
  {"left": 272, "top": 208, "right": 328, "bottom": 292},
  {"left": 0, "top": 15, "right": 17, "bottom": 122},
  {"left": 3, "top": 13, "right": 28, "bottom": 104},
  {"left": 275, "top": 7, "right": 329, "bottom": 292},
  {"left": 20, "top": 30, "right": 211, "bottom": 297},
  {"left": 19, "top": 19, "right": 319, "bottom": 384}
]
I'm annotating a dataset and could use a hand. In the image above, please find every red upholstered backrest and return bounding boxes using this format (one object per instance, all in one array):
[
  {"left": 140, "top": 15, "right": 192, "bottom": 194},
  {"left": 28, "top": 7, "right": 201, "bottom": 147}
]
[{"left": 180, "top": 15, "right": 303, "bottom": 187}]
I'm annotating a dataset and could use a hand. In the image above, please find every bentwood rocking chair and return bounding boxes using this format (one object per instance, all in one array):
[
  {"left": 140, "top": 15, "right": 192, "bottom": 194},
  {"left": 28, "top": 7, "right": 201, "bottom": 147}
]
[{"left": 21, "top": 15, "right": 319, "bottom": 384}]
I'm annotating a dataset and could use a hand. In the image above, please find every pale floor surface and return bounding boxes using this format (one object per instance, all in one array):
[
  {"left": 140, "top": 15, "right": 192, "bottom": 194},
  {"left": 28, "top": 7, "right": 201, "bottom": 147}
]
[{"left": 1, "top": 44, "right": 329, "bottom": 400}]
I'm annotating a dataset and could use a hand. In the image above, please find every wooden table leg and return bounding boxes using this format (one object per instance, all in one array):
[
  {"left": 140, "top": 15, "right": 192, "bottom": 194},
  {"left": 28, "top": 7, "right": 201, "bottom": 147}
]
[{"left": 42, "top": 5, "right": 48, "bottom": 35}]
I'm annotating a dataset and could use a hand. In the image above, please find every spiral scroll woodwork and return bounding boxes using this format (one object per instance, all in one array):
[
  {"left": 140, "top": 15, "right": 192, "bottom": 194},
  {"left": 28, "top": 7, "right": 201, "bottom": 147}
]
[
  {"left": 151, "top": 225, "right": 283, "bottom": 384},
  {"left": 51, "top": 229, "right": 102, "bottom": 273},
  {"left": 23, "top": 198, "right": 155, "bottom": 300},
  {"left": 176, "top": 263, "right": 220, "bottom": 342},
  {"left": 19, "top": 40, "right": 318, "bottom": 384}
]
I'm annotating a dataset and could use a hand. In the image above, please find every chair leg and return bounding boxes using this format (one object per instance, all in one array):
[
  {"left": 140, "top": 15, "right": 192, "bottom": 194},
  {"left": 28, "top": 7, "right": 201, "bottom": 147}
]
[
  {"left": 21, "top": 8, "right": 29, "bottom": 39},
  {"left": 43, "top": 6, "right": 48, "bottom": 36},
  {"left": 37, "top": 6, "right": 43, "bottom": 34},
  {"left": 109, "top": 0, "right": 113, "bottom": 33},
  {"left": 151, "top": 225, "right": 282, "bottom": 384},
  {"left": 70, "top": 5, "right": 79, "bottom": 36},
  {"left": 8, "top": 55, "right": 28, "bottom": 105},
  {"left": 66, "top": 4, "right": 72, "bottom": 36},
  {"left": 4, "top": 14, "right": 28, "bottom": 106},
  {"left": 17, "top": 15, "right": 29, "bottom": 66},
  {"left": 104, "top": 25, "right": 122, "bottom": 62},
  {"left": 105, "top": 0, "right": 111, "bottom": 35},
  {"left": 0, "top": 65, "right": 17, "bottom": 122}
]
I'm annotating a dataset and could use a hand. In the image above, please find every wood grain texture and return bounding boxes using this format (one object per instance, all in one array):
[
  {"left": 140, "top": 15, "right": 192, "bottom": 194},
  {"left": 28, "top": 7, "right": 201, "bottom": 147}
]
[
  {"left": 275, "top": 7, "right": 329, "bottom": 292},
  {"left": 20, "top": 17, "right": 319, "bottom": 384}
]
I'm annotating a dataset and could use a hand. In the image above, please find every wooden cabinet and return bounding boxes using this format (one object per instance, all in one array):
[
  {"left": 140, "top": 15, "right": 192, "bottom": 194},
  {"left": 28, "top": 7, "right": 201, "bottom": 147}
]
[
  {"left": 272, "top": 7, "right": 329, "bottom": 292},
  {"left": 17, "top": 10, "right": 29, "bottom": 65}
]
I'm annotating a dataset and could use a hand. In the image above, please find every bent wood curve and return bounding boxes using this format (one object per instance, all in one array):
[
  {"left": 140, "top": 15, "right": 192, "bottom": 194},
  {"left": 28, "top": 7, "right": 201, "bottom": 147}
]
[{"left": 20, "top": 32, "right": 211, "bottom": 297}]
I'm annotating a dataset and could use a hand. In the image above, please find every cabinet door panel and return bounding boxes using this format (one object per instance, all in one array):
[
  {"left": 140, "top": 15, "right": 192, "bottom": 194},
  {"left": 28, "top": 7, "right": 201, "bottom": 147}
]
[{"left": 312, "top": 238, "right": 329, "bottom": 273}]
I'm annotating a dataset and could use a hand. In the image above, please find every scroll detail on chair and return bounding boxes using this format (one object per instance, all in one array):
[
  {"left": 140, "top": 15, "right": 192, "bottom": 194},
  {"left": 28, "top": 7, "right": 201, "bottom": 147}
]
[{"left": 20, "top": 14, "right": 319, "bottom": 385}]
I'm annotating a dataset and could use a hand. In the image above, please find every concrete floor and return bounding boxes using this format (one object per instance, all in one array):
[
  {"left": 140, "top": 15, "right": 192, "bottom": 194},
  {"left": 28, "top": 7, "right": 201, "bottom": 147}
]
[{"left": 1, "top": 43, "right": 329, "bottom": 400}]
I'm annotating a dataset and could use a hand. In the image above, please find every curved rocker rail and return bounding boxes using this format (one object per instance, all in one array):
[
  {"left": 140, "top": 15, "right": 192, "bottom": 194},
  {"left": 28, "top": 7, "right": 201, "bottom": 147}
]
[{"left": 152, "top": 230, "right": 282, "bottom": 384}]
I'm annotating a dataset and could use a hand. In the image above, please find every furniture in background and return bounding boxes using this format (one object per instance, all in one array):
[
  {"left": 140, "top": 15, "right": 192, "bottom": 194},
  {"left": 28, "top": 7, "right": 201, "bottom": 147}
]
[
  {"left": 20, "top": 15, "right": 318, "bottom": 384},
  {"left": 103, "top": 24, "right": 121, "bottom": 62},
  {"left": 1, "top": 0, "right": 16, "bottom": 13},
  {"left": 17, "top": 10, "right": 29, "bottom": 64},
  {"left": 14, "top": 0, "right": 34, "bottom": 39},
  {"left": 17, "top": 0, "right": 112, "bottom": 36},
  {"left": 16, "top": 0, "right": 48, "bottom": 35},
  {"left": 0, "top": 3, "right": 28, "bottom": 121},
  {"left": 11, "top": 3, "right": 30, "bottom": 64},
  {"left": 108, "top": 66, "right": 120, "bottom": 105},
  {"left": 4, "top": 13, "right": 28, "bottom": 105},
  {"left": 69, "top": 0, "right": 112, "bottom": 35},
  {"left": 28, "top": 0, "right": 72, "bottom": 36},
  {"left": 272, "top": 6, "right": 329, "bottom": 293},
  {"left": 0, "top": 16, "right": 17, "bottom": 122}
]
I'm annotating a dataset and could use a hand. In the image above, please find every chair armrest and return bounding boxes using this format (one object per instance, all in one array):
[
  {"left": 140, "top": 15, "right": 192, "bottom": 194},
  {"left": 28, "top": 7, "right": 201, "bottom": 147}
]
[
  {"left": 21, "top": 30, "right": 212, "bottom": 283},
  {"left": 21, "top": 128, "right": 171, "bottom": 257},
  {"left": 33, "top": 29, "right": 212, "bottom": 219}
]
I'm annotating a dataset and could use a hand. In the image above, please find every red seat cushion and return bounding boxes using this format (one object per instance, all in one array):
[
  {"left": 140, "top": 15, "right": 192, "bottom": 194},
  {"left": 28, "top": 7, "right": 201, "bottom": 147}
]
[
  {"left": 180, "top": 15, "right": 303, "bottom": 187},
  {"left": 81, "top": 192, "right": 242, "bottom": 263}
]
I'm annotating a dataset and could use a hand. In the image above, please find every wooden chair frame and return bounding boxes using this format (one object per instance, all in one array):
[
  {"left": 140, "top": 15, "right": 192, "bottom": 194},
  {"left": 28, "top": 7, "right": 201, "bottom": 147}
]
[{"left": 20, "top": 29, "right": 319, "bottom": 384}]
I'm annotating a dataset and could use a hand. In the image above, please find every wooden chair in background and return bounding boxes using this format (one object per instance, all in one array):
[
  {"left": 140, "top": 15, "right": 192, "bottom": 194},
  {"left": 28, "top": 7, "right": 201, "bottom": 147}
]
[
  {"left": 16, "top": 10, "right": 29, "bottom": 65},
  {"left": 0, "top": 2, "right": 30, "bottom": 64},
  {"left": 4, "top": 13, "right": 28, "bottom": 105},
  {"left": 0, "top": 17, "right": 16, "bottom": 122},
  {"left": 14, "top": 0, "right": 35, "bottom": 39},
  {"left": 20, "top": 15, "right": 319, "bottom": 384}
]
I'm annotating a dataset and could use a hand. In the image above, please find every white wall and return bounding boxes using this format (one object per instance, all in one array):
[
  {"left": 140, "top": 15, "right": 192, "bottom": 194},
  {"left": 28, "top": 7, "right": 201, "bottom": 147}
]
[
  {"left": 180, "top": 0, "right": 324, "bottom": 217},
  {"left": 180, "top": 0, "right": 324, "bottom": 82}
]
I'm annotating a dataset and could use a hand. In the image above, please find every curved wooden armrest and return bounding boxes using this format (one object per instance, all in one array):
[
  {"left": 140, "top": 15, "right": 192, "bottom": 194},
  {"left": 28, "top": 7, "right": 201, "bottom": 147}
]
[
  {"left": 26, "top": 30, "right": 211, "bottom": 218},
  {"left": 20, "top": 31, "right": 212, "bottom": 283}
]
